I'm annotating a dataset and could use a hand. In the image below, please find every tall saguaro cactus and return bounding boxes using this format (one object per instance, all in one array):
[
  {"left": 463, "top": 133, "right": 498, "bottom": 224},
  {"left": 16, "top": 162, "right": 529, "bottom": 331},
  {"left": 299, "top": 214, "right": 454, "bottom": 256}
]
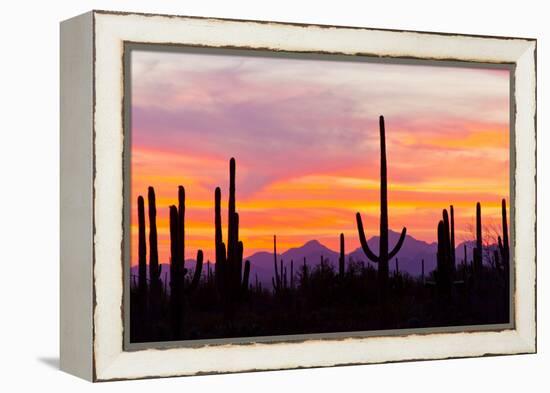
[
  {"left": 497, "top": 199, "right": 510, "bottom": 320},
  {"left": 169, "top": 187, "right": 204, "bottom": 338},
  {"left": 497, "top": 199, "right": 510, "bottom": 270},
  {"left": 214, "top": 158, "right": 251, "bottom": 307},
  {"left": 436, "top": 209, "right": 454, "bottom": 298},
  {"left": 137, "top": 196, "right": 147, "bottom": 297},
  {"left": 339, "top": 233, "right": 345, "bottom": 279},
  {"left": 450, "top": 205, "right": 456, "bottom": 273},
  {"left": 272, "top": 235, "right": 281, "bottom": 293},
  {"left": 473, "top": 202, "right": 483, "bottom": 277},
  {"left": 147, "top": 187, "right": 161, "bottom": 291},
  {"left": 356, "top": 116, "right": 407, "bottom": 297}
]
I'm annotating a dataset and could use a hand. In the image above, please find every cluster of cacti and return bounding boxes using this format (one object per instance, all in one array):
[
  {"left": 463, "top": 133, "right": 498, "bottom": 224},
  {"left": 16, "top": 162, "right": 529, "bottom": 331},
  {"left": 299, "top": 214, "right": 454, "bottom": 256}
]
[
  {"left": 135, "top": 184, "right": 204, "bottom": 338},
  {"left": 136, "top": 189, "right": 162, "bottom": 315},
  {"left": 130, "top": 117, "right": 512, "bottom": 341},
  {"left": 430, "top": 199, "right": 511, "bottom": 306},
  {"left": 271, "top": 235, "right": 295, "bottom": 293},
  {"left": 271, "top": 235, "right": 301, "bottom": 293},
  {"left": 356, "top": 116, "right": 407, "bottom": 298},
  {"left": 214, "top": 158, "right": 251, "bottom": 307}
]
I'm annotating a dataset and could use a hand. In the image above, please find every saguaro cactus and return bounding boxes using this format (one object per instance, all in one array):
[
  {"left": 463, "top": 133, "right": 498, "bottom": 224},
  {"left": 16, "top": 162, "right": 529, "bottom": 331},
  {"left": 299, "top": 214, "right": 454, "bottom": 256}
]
[
  {"left": 339, "top": 233, "right": 345, "bottom": 279},
  {"left": 148, "top": 187, "right": 162, "bottom": 292},
  {"left": 137, "top": 196, "right": 147, "bottom": 296},
  {"left": 214, "top": 158, "right": 251, "bottom": 305},
  {"left": 168, "top": 187, "right": 204, "bottom": 337},
  {"left": 497, "top": 199, "right": 510, "bottom": 270},
  {"left": 497, "top": 198, "right": 510, "bottom": 320},
  {"left": 450, "top": 205, "right": 456, "bottom": 273},
  {"left": 272, "top": 235, "right": 282, "bottom": 293},
  {"left": 356, "top": 116, "right": 407, "bottom": 297},
  {"left": 436, "top": 209, "right": 453, "bottom": 298},
  {"left": 473, "top": 202, "right": 483, "bottom": 277}
]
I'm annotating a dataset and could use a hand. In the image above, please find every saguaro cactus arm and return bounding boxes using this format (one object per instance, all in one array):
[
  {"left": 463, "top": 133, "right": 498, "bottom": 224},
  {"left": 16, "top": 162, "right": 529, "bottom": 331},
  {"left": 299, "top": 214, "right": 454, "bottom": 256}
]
[
  {"left": 356, "top": 213, "right": 380, "bottom": 263},
  {"left": 388, "top": 227, "right": 407, "bottom": 260}
]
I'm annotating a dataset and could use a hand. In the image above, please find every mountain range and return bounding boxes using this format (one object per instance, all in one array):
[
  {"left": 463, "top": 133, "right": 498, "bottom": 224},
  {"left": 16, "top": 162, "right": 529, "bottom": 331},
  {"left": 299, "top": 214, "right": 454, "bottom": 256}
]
[{"left": 131, "top": 230, "right": 496, "bottom": 289}]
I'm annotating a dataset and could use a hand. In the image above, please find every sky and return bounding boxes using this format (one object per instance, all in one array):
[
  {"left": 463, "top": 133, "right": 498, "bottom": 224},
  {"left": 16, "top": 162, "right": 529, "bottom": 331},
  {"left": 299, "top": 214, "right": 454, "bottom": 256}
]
[{"left": 130, "top": 48, "right": 510, "bottom": 265}]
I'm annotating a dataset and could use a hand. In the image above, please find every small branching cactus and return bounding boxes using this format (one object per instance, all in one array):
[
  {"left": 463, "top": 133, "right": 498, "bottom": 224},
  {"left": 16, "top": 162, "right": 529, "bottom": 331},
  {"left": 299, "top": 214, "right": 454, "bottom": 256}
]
[{"left": 214, "top": 158, "right": 251, "bottom": 308}]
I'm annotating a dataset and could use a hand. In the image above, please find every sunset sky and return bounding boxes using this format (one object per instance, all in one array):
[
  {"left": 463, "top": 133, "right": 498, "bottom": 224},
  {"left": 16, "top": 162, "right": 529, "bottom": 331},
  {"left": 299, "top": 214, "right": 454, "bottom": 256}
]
[{"left": 130, "top": 48, "right": 510, "bottom": 265}]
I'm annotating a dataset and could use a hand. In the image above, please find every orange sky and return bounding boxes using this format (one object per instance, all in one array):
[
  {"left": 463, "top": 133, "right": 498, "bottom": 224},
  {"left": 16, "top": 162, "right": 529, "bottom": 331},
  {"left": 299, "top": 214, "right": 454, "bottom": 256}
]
[{"left": 129, "top": 49, "right": 510, "bottom": 265}]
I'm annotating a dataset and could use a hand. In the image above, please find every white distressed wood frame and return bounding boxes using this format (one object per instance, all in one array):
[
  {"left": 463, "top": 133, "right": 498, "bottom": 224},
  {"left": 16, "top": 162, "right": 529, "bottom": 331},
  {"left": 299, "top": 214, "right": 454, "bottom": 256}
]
[{"left": 60, "top": 10, "right": 536, "bottom": 382}]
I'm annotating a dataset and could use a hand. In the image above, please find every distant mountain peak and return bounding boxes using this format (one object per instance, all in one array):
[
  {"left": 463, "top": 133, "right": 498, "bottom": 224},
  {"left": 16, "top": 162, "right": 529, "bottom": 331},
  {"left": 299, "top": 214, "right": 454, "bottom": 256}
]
[{"left": 303, "top": 239, "right": 323, "bottom": 247}]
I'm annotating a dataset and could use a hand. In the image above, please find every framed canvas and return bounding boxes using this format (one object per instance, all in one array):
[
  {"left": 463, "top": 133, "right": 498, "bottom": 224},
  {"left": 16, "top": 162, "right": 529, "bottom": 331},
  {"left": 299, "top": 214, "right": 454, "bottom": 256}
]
[{"left": 60, "top": 10, "right": 537, "bottom": 381}]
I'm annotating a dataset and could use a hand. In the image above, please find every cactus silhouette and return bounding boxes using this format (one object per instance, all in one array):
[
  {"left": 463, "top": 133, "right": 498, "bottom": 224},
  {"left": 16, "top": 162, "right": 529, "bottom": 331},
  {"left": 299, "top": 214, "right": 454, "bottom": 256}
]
[
  {"left": 214, "top": 158, "right": 251, "bottom": 307},
  {"left": 339, "top": 233, "right": 345, "bottom": 279},
  {"left": 146, "top": 187, "right": 162, "bottom": 323},
  {"left": 147, "top": 187, "right": 161, "bottom": 289},
  {"left": 272, "top": 235, "right": 282, "bottom": 293},
  {"left": 473, "top": 202, "right": 483, "bottom": 278},
  {"left": 497, "top": 199, "right": 510, "bottom": 270},
  {"left": 436, "top": 209, "right": 454, "bottom": 298},
  {"left": 497, "top": 199, "right": 510, "bottom": 321},
  {"left": 356, "top": 116, "right": 407, "bottom": 297},
  {"left": 137, "top": 196, "right": 147, "bottom": 298},
  {"left": 168, "top": 186, "right": 204, "bottom": 337},
  {"left": 450, "top": 205, "right": 456, "bottom": 273}
]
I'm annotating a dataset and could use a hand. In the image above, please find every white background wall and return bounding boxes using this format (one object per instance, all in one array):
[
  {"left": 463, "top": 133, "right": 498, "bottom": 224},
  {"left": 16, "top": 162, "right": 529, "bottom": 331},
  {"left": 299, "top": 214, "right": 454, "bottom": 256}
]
[{"left": 0, "top": 0, "right": 546, "bottom": 390}]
